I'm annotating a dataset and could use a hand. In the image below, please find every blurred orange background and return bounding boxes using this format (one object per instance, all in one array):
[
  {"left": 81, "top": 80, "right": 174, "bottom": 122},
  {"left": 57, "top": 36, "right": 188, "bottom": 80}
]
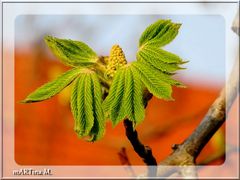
[
  {"left": 0, "top": 3, "right": 236, "bottom": 178},
  {"left": 14, "top": 47, "right": 227, "bottom": 166}
]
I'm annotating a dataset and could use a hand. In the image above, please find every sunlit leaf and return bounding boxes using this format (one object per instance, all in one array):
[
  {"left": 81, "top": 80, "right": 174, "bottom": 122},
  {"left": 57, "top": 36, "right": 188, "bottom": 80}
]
[
  {"left": 71, "top": 71, "right": 105, "bottom": 141},
  {"left": 103, "top": 65, "right": 145, "bottom": 127},
  {"left": 139, "top": 19, "right": 181, "bottom": 48},
  {"left": 22, "top": 68, "right": 81, "bottom": 103},
  {"left": 132, "top": 62, "right": 173, "bottom": 100},
  {"left": 45, "top": 35, "right": 98, "bottom": 67}
]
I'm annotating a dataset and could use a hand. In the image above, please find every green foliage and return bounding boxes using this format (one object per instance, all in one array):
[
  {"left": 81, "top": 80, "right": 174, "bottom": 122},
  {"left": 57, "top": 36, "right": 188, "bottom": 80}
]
[
  {"left": 137, "top": 50, "right": 183, "bottom": 73},
  {"left": 45, "top": 36, "right": 98, "bottom": 67},
  {"left": 102, "top": 69, "right": 122, "bottom": 114},
  {"left": 103, "top": 66, "right": 145, "bottom": 126},
  {"left": 22, "top": 68, "right": 82, "bottom": 103},
  {"left": 140, "top": 46, "right": 185, "bottom": 64},
  {"left": 137, "top": 19, "right": 184, "bottom": 75},
  {"left": 131, "top": 67, "right": 145, "bottom": 124},
  {"left": 139, "top": 19, "right": 181, "bottom": 48},
  {"left": 108, "top": 69, "right": 125, "bottom": 125},
  {"left": 132, "top": 62, "right": 173, "bottom": 100},
  {"left": 23, "top": 19, "right": 187, "bottom": 141},
  {"left": 89, "top": 73, "right": 105, "bottom": 141},
  {"left": 71, "top": 71, "right": 105, "bottom": 141}
]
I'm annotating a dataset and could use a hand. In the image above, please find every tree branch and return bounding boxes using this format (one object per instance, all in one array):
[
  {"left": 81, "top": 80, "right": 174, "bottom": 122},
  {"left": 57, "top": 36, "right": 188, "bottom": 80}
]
[
  {"left": 138, "top": 11, "right": 240, "bottom": 178},
  {"left": 155, "top": 29, "right": 239, "bottom": 178},
  {"left": 154, "top": 57, "right": 238, "bottom": 178},
  {"left": 123, "top": 90, "right": 157, "bottom": 177},
  {"left": 123, "top": 119, "right": 157, "bottom": 177}
]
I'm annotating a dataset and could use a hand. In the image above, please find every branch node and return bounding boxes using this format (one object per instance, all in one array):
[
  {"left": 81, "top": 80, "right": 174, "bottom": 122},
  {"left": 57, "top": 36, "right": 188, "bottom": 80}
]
[{"left": 171, "top": 144, "right": 180, "bottom": 150}]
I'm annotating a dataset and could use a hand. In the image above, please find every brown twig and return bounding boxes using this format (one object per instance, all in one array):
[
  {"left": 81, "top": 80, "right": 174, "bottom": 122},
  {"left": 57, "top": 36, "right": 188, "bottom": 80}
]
[
  {"left": 118, "top": 147, "right": 132, "bottom": 166},
  {"left": 123, "top": 90, "right": 157, "bottom": 177},
  {"left": 123, "top": 119, "right": 157, "bottom": 177},
  {"left": 117, "top": 147, "right": 136, "bottom": 177}
]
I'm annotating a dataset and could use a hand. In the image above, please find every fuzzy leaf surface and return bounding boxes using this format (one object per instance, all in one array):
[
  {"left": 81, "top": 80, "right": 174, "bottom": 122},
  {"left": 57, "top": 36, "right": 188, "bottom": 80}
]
[
  {"left": 22, "top": 68, "right": 81, "bottom": 103},
  {"left": 102, "top": 70, "right": 122, "bottom": 114},
  {"left": 116, "top": 67, "right": 134, "bottom": 123},
  {"left": 131, "top": 67, "right": 145, "bottom": 124},
  {"left": 110, "top": 69, "right": 126, "bottom": 125},
  {"left": 103, "top": 66, "right": 145, "bottom": 126},
  {"left": 140, "top": 46, "right": 184, "bottom": 64},
  {"left": 139, "top": 19, "right": 181, "bottom": 48},
  {"left": 45, "top": 36, "right": 98, "bottom": 67},
  {"left": 71, "top": 72, "right": 105, "bottom": 141},
  {"left": 139, "top": 61, "right": 186, "bottom": 88},
  {"left": 132, "top": 62, "right": 173, "bottom": 100},
  {"left": 89, "top": 73, "right": 105, "bottom": 141},
  {"left": 137, "top": 50, "right": 183, "bottom": 73}
]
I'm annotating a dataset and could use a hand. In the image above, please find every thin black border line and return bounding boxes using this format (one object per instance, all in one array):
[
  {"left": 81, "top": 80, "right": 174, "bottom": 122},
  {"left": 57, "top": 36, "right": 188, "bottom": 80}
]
[{"left": 1, "top": 1, "right": 239, "bottom": 180}]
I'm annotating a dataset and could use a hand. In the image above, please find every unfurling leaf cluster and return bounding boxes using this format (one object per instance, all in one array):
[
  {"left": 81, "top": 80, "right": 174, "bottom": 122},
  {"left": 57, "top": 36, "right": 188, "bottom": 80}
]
[
  {"left": 23, "top": 19, "right": 187, "bottom": 141},
  {"left": 103, "top": 65, "right": 145, "bottom": 126}
]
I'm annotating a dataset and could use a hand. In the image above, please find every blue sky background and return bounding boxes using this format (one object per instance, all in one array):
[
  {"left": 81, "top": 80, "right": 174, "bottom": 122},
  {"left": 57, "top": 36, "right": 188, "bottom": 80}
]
[{"left": 15, "top": 15, "right": 226, "bottom": 84}]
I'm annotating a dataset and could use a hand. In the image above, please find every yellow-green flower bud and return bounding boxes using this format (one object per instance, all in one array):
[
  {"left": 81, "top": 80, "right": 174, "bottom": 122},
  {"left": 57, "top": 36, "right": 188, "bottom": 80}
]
[{"left": 105, "top": 44, "right": 127, "bottom": 78}]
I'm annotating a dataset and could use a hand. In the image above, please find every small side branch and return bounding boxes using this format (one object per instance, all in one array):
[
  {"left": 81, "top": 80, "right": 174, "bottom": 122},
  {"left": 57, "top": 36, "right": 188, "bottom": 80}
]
[
  {"left": 124, "top": 119, "right": 157, "bottom": 177},
  {"left": 118, "top": 147, "right": 132, "bottom": 166},
  {"left": 118, "top": 147, "right": 136, "bottom": 177}
]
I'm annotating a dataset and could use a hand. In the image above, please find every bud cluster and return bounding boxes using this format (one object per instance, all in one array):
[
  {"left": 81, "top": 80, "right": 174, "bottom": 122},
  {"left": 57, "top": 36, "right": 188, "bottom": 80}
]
[{"left": 105, "top": 45, "right": 127, "bottom": 78}]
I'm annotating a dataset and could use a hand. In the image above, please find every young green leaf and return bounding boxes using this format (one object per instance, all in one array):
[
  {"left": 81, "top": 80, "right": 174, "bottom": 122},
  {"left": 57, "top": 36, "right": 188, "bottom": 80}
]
[
  {"left": 22, "top": 68, "right": 82, "bottom": 103},
  {"left": 140, "top": 46, "right": 184, "bottom": 64},
  {"left": 146, "top": 24, "right": 181, "bottom": 47},
  {"left": 137, "top": 50, "right": 183, "bottom": 73},
  {"left": 139, "top": 19, "right": 171, "bottom": 47},
  {"left": 132, "top": 62, "right": 173, "bottom": 100},
  {"left": 71, "top": 77, "right": 79, "bottom": 132},
  {"left": 71, "top": 76, "right": 85, "bottom": 135},
  {"left": 139, "top": 61, "right": 186, "bottom": 88},
  {"left": 89, "top": 73, "right": 105, "bottom": 141},
  {"left": 71, "top": 71, "right": 105, "bottom": 141},
  {"left": 83, "top": 74, "right": 95, "bottom": 135},
  {"left": 118, "top": 66, "right": 146, "bottom": 125},
  {"left": 45, "top": 35, "right": 98, "bottom": 67},
  {"left": 103, "top": 68, "right": 127, "bottom": 125},
  {"left": 102, "top": 69, "right": 122, "bottom": 115},
  {"left": 131, "top": 66, "right": 145, "bottom": 124},
  {"left": 139, "top": 19, "right": 181, "bottom": 48},
  {"left": 73, "top": 74, "right": 91, "bottom": 136},
  {"left": 103, "top": 65, "right": 145, "bottom": 127},
  {"left": 116, "top": 67, "right": 134, "bottom": 123},
  {"left": 110, "top": 69, "right": 126, "bottom": 125}
]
